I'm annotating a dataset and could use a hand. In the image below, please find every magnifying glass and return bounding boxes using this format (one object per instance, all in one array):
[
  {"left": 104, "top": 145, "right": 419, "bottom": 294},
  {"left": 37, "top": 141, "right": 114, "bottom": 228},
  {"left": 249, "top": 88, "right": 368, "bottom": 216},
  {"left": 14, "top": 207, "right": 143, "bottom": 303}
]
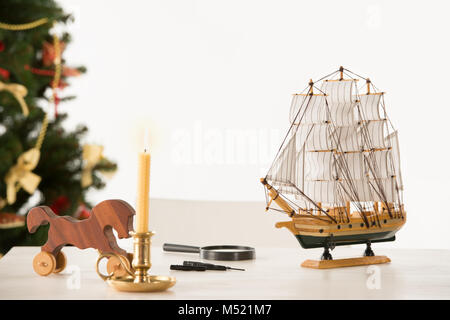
[{"left": 163, "top": 243, "right": 255, "bottom": 261}]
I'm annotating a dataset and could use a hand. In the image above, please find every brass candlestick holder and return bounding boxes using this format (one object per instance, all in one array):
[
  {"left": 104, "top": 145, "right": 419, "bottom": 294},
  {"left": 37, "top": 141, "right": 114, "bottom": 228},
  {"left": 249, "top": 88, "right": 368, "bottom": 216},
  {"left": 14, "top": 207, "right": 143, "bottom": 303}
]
[{"left": 96, "top": 231, "right": 176, "bottom": 292}]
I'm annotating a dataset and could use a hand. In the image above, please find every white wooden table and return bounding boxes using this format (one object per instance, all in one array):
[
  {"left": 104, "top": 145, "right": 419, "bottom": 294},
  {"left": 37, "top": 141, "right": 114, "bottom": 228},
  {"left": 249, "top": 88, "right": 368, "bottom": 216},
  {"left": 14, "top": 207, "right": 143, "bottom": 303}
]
[{"left": 0, "top": 246, "right": 449, "bottom": 299}]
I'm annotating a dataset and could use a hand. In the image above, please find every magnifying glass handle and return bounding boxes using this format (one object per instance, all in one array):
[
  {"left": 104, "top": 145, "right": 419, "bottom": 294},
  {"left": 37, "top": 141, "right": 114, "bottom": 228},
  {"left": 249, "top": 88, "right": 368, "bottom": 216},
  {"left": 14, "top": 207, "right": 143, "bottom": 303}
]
[{"left": 163, "top": 243, "right": 201, "bottom": 253}]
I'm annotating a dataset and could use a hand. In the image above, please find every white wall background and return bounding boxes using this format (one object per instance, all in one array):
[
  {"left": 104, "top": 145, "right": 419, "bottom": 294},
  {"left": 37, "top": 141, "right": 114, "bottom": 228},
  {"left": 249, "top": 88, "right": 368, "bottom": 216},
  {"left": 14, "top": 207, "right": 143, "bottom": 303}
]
[{"left": 57, "top": 0, "right": 450, "bottom": 249}]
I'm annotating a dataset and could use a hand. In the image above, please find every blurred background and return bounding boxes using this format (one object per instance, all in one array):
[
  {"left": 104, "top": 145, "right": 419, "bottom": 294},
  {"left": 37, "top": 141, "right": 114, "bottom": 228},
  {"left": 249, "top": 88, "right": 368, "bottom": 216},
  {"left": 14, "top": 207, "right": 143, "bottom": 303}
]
[{"left": 1, "top": 0, "right": 449, "bottom": 253}]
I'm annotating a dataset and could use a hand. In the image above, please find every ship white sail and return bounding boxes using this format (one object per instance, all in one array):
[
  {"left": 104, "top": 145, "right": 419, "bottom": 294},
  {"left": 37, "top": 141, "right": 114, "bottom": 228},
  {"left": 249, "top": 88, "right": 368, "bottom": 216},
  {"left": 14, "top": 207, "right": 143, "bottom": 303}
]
[
  {"left": 304, "top": 152, "right": 334, "bottom": 181},
  {"left": 360, "top": 120, "right": 386, "bottom": 150},
  {"left": 333, "top": 125, "right": 360, "bottom": 152},
  {"left": 300, "top": 181, "right": 338, "bottom": 204},
  {"left": 266, "top": 133, "right": 297, "bottom": 191},
  {"left": 321, "top": 80, "right": 355, "bottom": 126},
  {"left": 349, "top": 178, "right": 397, "bottom": 203},
  {"left": 358, "top": 93, "right": 383, "bottom": 120},
  {"left": 338, "top": 153, "right": 364, "bottom": 180},
  {"left": 364, "top": 150, "right": 392, "bottom": 179},
  {"left": 266, "top": 73, "right": 403, "bottom": 215},
  {"left": 385, "top": 131, "right": 403, "bottom": 190},
  {"left": 305, "top": 124, "right": 333, "bottom": 151},
  {"left": 290, "top": 94, "right": 328, "bottom": 124}
]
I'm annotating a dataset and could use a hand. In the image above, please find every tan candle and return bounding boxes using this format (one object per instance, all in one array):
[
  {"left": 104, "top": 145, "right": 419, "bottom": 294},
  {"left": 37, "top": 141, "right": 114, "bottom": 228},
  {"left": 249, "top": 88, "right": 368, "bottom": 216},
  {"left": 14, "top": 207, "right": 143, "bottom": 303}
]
[{"left": 136, "top": 149, "right": 151, "bottom": 233}]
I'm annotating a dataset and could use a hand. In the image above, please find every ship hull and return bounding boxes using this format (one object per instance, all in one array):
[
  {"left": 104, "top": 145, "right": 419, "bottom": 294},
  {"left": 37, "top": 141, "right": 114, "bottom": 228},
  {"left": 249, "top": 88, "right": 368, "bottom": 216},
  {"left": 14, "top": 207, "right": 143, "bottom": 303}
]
[
  {"left": 276, "top": 212, "right": 406, "bottom": 250},
  {"left": 295, "top": 231, "right": 396, "bottom": 249}
]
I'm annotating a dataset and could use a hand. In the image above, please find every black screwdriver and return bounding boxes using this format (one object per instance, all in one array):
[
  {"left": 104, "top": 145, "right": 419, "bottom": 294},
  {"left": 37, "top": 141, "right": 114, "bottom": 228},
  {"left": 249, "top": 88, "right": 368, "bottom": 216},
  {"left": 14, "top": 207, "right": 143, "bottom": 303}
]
[
  {"left": 170, "top": 264, "right": 206, "bottom": 271},
  {"left": 183, "top": 260, "right": 245, "bottom": 271}
]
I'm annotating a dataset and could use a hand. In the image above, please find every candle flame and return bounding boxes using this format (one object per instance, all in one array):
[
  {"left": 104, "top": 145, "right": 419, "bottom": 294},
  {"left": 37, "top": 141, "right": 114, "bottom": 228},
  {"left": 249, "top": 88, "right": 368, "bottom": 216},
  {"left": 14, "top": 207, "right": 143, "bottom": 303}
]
[{"left": 143, "top": 128, "right": 150, "bottom": 152}]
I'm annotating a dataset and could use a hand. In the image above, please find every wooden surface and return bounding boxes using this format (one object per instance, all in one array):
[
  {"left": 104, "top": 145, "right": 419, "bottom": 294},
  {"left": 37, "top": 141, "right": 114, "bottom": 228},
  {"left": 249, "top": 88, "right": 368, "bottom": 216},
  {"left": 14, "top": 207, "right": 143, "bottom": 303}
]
[{"left": 1, "top": 246, "right": 450, "bottom": 299}]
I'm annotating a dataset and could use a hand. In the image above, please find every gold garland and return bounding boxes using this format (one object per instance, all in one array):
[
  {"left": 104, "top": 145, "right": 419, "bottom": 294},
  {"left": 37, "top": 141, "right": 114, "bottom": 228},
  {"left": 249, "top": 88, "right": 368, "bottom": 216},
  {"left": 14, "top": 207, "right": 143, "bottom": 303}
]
[
  {"left": 0, "top": 81, "right": 29, "bottom": 116},
  {"left": 35, "top": 113, "right": 48, "bottom": 150},
  {"left": 0, "top": 18, "right": 49, "bottom": 31},
  {"left": 51, "top": 34, "right": 61, "bottom": 90}
]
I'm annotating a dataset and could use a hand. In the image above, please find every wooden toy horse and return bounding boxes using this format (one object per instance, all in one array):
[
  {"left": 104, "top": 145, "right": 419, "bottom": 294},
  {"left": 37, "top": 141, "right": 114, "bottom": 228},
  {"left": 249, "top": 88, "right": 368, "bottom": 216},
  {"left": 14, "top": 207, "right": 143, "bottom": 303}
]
[{"left": 27, "top": 199, "right": 135, "bottom": 276}]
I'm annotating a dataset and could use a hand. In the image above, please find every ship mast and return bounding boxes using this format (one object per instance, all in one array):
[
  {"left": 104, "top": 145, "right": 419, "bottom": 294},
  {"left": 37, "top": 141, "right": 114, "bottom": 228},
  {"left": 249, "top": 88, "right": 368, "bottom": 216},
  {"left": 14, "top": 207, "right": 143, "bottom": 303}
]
[{"left": 365, "top": 77, "right": 381, "bottom": 218}]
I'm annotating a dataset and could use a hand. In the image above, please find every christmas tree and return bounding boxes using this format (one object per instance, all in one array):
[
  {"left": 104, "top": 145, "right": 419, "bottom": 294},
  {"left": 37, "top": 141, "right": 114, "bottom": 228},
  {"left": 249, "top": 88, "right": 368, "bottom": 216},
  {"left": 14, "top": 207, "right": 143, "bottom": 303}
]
[{"left": 0, "top": 0, "right": 117, "bottom": 255}]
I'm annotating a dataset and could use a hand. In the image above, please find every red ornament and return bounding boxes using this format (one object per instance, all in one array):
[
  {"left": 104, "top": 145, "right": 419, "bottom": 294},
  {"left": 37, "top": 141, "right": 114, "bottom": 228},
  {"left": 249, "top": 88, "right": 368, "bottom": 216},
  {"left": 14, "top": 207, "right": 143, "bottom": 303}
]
[
  {"left": 62, "top": 66, "right": 81, "bottom": 77},
  {"left": 0, "top": 40, "right": 5, "bottom": 52},
  {"left": 58, "top": 80, "right": 68, "bottom": 89},
  {"left": 0, "top": 213, "right": 25, "bottom": 229},
  {"left": 75, "top": 203, "right": 91, "bottom": 220},
  {"left": 53, "top": 91, "right": 60, "bottom": 117},
  {"left": 24, "top": 65, "right": 80, "bottom": 78},
  {"left": 0, "top": 67, "right": 10, "bottom": 80},
  {"left": 24, "top": 64, "right": 54, "bottom": 76},
  {"left": 49, "top": 196, "right": 70, "bottom": 215},
  {"left": 42, "top": 40, "right": 65, "bottom": 67}
]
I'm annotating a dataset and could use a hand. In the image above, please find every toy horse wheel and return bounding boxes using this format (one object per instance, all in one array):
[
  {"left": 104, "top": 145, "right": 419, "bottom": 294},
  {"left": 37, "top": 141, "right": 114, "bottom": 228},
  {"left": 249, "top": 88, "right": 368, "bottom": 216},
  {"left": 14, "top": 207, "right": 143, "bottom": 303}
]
[
  {"left": 33, "top": 251, "right": 56, "bottom": 276},
  {"left": 53, "top": 251, "right": 67, "bottom": 273},
  {"left": 106, "top": 253, "right": 133, "bottom": 278}
]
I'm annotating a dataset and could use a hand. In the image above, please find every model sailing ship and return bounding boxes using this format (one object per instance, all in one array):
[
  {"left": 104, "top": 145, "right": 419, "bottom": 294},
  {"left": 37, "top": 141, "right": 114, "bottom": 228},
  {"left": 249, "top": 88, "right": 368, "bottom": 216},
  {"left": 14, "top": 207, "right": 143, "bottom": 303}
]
[{"left": 261, "top": 67, "right": 406, "bottom": 268}]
